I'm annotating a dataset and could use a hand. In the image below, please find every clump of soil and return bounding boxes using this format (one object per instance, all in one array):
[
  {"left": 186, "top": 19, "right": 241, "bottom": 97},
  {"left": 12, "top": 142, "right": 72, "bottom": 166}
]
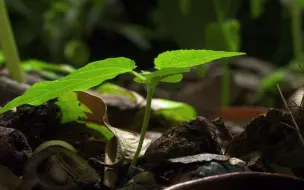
[
  {"left": 0, "top": 101, "right": 61, "bottom": 149},
  {"left": 226, "top": 108, "right": 304, "bottom": 169},
  {"left": 143, "top": 116, "right": 221, "bottom": 163}
]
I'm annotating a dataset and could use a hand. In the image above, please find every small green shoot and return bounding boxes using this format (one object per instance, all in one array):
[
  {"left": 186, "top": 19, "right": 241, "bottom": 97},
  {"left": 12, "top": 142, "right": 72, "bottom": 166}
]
[
  {"left": 0, "top": 49, "right": 245, "bottom": 167},
  {"left": 291, "top": 0, "right": 303, "bottom": 60}
]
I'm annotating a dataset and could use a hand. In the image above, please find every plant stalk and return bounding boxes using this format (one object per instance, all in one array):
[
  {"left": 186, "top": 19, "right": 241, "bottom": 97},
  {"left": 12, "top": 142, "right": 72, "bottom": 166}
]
[
  {"left": 291, "top": 0, "right": 303, "bottom": 60},
  {"left": 130, "top": 83, "right": 155, "bottom": 166},
  {"left": 0, "top": 0, "right": 24, "bottom": 83},
  {"left": 214, "top": 0, "right": 233, "bottom": 107},
  {"left": 250, "top": 0, "right": 263, "bottom": 19},
  {"left": 290, "top": 0, "right": 304, "bottom": 106}
]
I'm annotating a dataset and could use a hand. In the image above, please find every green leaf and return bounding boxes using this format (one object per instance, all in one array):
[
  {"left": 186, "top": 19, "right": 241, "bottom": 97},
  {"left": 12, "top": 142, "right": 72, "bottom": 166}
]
[
  {"left": 154, "top": 49, "right": 245, "bottom": 69},
  {"left": 86, "top": 123, "right": 114, "bottom": 141},
  {"left": 55, "top": 92, "right": 91, "bottom": 123},
  {"left": 0, "top": 57, "right": 136, "bottom": 114},
  {"left": 95, "top": 82, "right": 137, "bottom": 102},
  {"left": 151, "top": 99, "right": 197, "bottom": 122}
]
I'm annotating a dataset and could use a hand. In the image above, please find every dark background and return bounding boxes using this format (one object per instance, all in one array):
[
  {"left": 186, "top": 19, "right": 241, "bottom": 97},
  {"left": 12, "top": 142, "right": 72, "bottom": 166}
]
[{"left": 5, "top": 0, "right": 295, "bottom": 69}]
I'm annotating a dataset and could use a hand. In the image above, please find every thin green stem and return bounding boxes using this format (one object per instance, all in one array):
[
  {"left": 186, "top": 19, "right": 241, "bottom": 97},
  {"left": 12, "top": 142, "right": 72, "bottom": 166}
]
[
  {"left": 222, "top": 62, "right": 230, "bottom": 107},
  {"left": 0, "top": 0, "right": 24, "bottom": 83},
  {"left": 131, "top": 83, "right": 155, "bottom": 166},
  {"left": 250, "top": 0, "right": 263, "bottom": 19},
  {"left": 291, "top": 0, "right": 303, "bottom": 60},
  {"left": 130, "top": 70, "right": 147, "bottom": 81},
  {"left": 213, "top": 0, "right": 233, "bottom": 107}
]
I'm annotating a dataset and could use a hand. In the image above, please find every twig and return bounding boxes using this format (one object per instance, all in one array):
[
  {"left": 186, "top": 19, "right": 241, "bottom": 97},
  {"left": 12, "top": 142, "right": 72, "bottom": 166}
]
[
  {"left": 296, "top": 62, "right": 304, "bottom": 107},
  {"left": 297, "top": 62, "right": 304, "bottom": 73},
  {"left": 277, "top": 84, "right": 304, "bottom": 147},
  {"left": 280, "top": 121, "right": 301, "bottom": 132}
]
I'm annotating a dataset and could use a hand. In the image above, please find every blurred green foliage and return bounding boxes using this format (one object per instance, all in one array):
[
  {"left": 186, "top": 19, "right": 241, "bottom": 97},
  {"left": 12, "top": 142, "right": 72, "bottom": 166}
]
[
  {"left": 3, "top": 0, "right": 304, "bottom": 108},
  {"left": 4, "top": 0, "right": 296, "bottom": 69}
]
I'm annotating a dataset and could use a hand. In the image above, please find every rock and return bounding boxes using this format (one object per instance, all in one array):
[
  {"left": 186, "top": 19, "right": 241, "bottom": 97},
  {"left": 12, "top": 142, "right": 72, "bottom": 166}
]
[
  {"left": 190, "top": 161, "right": 228, "bottom": 178},
  {"left": 0, "top": 126, "right": 32, "bottom": 176},
  {"left": 144, "top": 117, "right": 221, "bottom": 163},
  {"left": 148, "top": 153, "right": 246, "bottom": 186}
]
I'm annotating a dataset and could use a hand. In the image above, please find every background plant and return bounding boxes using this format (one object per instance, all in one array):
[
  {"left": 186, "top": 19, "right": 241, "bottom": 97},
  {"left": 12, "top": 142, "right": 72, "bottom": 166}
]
[{"left": 0, "top": 0, "right": 23, "bottom": 82}]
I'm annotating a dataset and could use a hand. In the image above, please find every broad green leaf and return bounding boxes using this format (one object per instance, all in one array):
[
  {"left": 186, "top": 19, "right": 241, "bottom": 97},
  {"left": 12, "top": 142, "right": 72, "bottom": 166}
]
[
  {"left": 55, "top": 92, "right": 91, "bottom": 123},
  {"left": 0, "top": 57, "right": 136, "bottom": 114},
  {"left": 154, "top": 50, "right": 245, "bottom": 69},
  {"left": 95, "top": 82, "right": 137, "bottom": 102},
  {"left": 151, "top": 99, "right": 197, "bottom": 122},
  {"left": 86, "top": 123, "right": 114, "bottom": 141}
]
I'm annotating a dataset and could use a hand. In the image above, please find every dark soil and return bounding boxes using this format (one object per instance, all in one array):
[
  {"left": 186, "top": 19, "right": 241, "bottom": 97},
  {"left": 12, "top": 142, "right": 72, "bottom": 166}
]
[{"left": 0, "top": 92, "right": 303, "bottom": 189}]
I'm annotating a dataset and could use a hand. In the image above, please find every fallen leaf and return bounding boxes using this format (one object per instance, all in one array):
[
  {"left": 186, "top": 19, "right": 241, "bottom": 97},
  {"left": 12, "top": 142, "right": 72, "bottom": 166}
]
[
  {"left": 75, "top": 91, "right": 152, "bottom": 188},
  {"left": 0, "top": 165, "right": 22, "bottom": 190}
]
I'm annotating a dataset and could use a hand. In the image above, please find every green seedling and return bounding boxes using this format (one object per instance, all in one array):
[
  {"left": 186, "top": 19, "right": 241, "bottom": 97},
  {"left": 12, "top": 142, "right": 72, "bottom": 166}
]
[{"left": 0, "top": 49, "right": 245, "bottom": 166}]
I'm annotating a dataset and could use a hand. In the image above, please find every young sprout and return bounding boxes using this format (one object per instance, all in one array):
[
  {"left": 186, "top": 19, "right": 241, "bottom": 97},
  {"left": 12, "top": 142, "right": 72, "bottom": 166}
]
[{"left": 0, "top": 49, "right": 245, "bottom": 166}]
